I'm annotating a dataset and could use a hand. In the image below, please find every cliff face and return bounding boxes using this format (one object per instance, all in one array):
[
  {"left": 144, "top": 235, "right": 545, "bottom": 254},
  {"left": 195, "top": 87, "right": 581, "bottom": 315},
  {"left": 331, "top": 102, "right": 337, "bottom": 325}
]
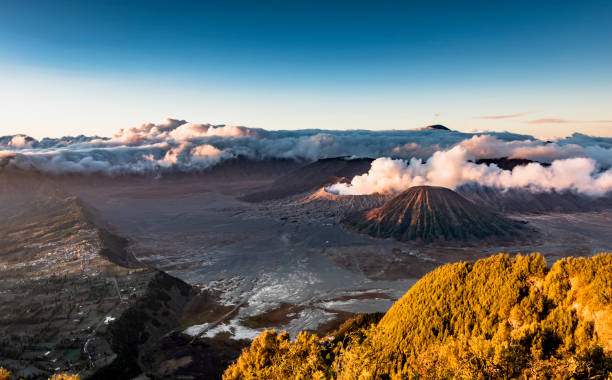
[{"left": 0, "top": 172, "right": 244, "bottom": 379}]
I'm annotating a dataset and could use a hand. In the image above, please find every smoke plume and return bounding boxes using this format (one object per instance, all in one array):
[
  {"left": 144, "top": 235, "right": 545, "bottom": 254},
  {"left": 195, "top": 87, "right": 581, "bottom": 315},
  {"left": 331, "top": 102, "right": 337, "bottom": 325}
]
[{"left": 327, "top": 146, "right": 612, "bottom": 196}]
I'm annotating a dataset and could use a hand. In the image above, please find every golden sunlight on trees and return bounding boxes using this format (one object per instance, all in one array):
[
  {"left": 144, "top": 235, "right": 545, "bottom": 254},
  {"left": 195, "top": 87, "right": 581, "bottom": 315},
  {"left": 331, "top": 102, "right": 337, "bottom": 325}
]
[
  {"left": 223, "top": 330, "right": 327, "bottom": 380},
  {"left": 0, "top": 367, "right": 80, "bottom": 380},
  {"left": 224, "top": 253, "right": 612, "bottom": 379},
  {"left": 0, "top": 367, "right": 11, "bottom": 380},
  {"left": 48, "top": 373, "right": 80, "bottom": 380}
]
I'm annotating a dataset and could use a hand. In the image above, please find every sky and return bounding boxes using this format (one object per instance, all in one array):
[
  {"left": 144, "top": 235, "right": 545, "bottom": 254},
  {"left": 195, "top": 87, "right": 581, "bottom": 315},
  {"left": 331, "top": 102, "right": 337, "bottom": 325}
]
[{"left": 0, "top": 0, "right": 611, "bottom": 139}]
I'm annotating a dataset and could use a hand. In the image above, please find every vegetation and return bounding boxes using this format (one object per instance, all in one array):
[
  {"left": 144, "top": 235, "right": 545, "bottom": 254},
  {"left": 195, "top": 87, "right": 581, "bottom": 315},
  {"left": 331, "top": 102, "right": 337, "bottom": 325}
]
[
  {"left": 0, "top": 367, "right": 79, "bottom": 380},
  {"left": 0, "top": 367, "right": 10, "bottom": 380},
  {"left": 49, "top": 374, "right": 80, "bottom": 380},
  {"left": 224, "top": 253, "right": 612, "bottom": 379}
]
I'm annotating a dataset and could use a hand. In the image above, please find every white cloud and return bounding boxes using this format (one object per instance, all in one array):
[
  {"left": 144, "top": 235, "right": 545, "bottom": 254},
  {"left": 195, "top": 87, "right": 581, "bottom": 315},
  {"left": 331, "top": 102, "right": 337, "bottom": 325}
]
[
  {"left": 459, "top": 135, "right": 588, "bottom": 162},
  {"left": 1, "top": 118, "right": 611, "bottom": 190}
]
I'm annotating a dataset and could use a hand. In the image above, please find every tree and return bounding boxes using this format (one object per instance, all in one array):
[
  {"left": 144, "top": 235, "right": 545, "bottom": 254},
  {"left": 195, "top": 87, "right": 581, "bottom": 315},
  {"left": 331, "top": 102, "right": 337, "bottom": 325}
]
[
  {"left": 223, "top": 253, "right": 612, "bottom": 379},
  {"left": 49, "top": 373, "right": 80, "bottom": 380},
  {"left": 0, "top": 366, "right": 11, "bottom": 380}
]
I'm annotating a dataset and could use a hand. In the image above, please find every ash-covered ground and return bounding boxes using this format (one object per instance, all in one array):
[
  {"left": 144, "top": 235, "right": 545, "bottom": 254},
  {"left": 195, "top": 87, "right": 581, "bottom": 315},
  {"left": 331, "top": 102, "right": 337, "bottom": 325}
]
[
  {"left": 64, "top": 174, "right": 612, "bottom": 342},
  {"left": 67, "top": 178, "right": 415, "bottom": 340}
]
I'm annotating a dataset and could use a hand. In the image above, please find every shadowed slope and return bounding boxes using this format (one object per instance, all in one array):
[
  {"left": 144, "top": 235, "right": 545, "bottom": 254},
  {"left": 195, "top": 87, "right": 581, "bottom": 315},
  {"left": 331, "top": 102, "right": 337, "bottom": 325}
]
[
  {"left": 458, "top": 183, "right": 612, "bottom": 214},
  {"left": 344, "top": 186, "right": 530, "bottom": 242},
  {"left": 242, "top": 157, "right": 373, "bottom": 202},
  {"left": 0, "top": 172, "right": 242, "bottom": 379}
]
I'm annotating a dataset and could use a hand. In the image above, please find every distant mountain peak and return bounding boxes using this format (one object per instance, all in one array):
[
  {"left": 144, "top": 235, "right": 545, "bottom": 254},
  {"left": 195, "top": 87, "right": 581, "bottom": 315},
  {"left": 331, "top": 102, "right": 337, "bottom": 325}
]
[{"left": 412, "top": 124, "right": 451, "bottom": 131}]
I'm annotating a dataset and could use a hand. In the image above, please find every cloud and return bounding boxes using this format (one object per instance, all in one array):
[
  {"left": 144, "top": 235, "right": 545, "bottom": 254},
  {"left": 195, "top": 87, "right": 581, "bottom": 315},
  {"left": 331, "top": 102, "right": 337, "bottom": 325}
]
[
  {"left": 0, "top": 119, "right": 478, "bottom": 173},
  {"left": 149, "top": 143, "right": 233, "bottom": 168},
  {"left": 6, "top": 135, "right": 35, "bottom": 148},
  {"left": 457, "top": 135, "right": 592, "bottom": 163},
  {"left": 1, "top": 118, "right": 611, "bottom": 180},
  {"left": 327, "top": 146, "right": 612, "bottom": 197},
  {"left": 525, "top": 118, "right": 571, "bottom": 124},
  {"left": 524, "top": 118, "right": 612, "bottom": 125},
  {"left": 475, "top": 112, "right": 530, "bottom": 120}
]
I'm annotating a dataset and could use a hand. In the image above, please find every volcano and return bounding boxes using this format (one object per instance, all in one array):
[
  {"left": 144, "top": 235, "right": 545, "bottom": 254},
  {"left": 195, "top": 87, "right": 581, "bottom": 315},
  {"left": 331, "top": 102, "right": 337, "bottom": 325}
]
[
  {"left": 344, "top": 186, "right": 530, "bottom": 243},
  {"left": 422, "top": 124, "right": 450, "bottom": 130},
  {"left": 413, "top": 124, "right": 451, "bottom": 131}
]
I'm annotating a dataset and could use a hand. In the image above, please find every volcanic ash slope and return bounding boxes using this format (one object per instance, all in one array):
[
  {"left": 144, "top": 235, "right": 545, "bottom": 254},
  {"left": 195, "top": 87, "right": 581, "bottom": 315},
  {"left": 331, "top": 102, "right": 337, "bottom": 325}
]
[{"left": 344, "top": 185, "right": 531, "bottom": 243}]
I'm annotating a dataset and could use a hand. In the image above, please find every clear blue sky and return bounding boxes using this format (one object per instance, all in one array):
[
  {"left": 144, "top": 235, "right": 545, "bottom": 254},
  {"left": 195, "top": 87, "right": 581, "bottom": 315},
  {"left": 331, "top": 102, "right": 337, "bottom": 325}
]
[{"left": 1, "top": 0, "right": 611, "bottom": 139}]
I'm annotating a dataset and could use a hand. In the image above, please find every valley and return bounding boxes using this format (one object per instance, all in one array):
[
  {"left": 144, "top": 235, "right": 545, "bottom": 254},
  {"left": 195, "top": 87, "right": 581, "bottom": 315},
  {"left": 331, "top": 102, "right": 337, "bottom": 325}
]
[
  {"left": 2, "top": 157, "right": 612, "bottom": 379},
  {"left": 2, "top": 3, "right": 612, "bottom": 377},
  {"left": 61, "top": 167, "right": 612, "bottom": 344}
]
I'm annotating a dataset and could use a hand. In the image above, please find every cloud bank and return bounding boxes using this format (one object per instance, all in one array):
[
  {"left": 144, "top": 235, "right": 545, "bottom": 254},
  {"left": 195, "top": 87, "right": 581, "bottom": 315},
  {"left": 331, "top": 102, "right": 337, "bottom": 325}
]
[
  {"left": 2, "top": 118, "right": 612, "bottom": 196},
  {"left": 0, "top": 118, "right": 517, "bottom": 174}
]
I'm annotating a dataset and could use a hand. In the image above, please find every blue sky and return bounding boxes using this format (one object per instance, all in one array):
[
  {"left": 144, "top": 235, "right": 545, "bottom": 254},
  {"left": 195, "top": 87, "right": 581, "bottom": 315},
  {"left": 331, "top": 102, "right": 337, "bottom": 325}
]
[{"left": 1, "top": 0, "right": 611, "bottom": 139}]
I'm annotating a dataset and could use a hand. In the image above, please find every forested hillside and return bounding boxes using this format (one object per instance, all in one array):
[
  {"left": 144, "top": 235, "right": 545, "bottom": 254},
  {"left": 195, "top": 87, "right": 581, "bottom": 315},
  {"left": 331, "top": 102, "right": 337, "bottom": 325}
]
[{"left": 223, "top": 254, "right": 612, "bottom": 379}]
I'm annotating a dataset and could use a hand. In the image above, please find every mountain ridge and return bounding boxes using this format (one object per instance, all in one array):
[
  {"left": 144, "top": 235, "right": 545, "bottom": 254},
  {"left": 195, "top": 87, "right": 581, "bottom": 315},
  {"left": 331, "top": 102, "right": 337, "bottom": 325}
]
[{"left": 223, "top": 253, "right": 612, "bottom": 380}]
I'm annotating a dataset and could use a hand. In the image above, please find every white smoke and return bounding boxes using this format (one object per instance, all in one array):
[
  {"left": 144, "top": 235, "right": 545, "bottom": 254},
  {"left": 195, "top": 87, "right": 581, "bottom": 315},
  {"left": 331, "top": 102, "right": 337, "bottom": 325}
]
[{"left": 327, "top": 146, "right": 612, "bottom": 196}]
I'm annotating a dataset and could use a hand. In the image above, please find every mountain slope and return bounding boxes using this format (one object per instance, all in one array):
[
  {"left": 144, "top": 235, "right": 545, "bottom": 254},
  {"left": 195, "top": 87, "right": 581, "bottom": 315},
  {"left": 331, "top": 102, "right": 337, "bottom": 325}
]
[
  {"left": 223, "top": 253, "right": 612, "bottom": 380},
  {"left": 458, "top": 184, "right": 612, "bottom": 214},
  {"left": 414, "top": 124, "right": 451, "bottom": 131},
  {"left": 344, "top": 186, "right": 530, "bottom": 243},
  {"left": 0, "top": 172, "right": 243, "bottom": 379},
  {"left": 241, "top": 157, "right": 373, "bottom": 202}
]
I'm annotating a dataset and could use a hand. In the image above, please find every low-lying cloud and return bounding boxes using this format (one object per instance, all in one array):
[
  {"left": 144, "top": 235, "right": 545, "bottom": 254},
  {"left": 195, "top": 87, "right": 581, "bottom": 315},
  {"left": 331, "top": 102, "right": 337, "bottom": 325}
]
[{"left": 2, "top": 118, "right": 612, "bottom": 196}]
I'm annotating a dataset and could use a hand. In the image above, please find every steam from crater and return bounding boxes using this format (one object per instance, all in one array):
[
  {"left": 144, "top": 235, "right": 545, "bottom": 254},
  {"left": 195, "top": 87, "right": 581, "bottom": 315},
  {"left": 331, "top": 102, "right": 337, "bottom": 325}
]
[{"left": 327, "top": 146, "right": 612, "bottom": 196}]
